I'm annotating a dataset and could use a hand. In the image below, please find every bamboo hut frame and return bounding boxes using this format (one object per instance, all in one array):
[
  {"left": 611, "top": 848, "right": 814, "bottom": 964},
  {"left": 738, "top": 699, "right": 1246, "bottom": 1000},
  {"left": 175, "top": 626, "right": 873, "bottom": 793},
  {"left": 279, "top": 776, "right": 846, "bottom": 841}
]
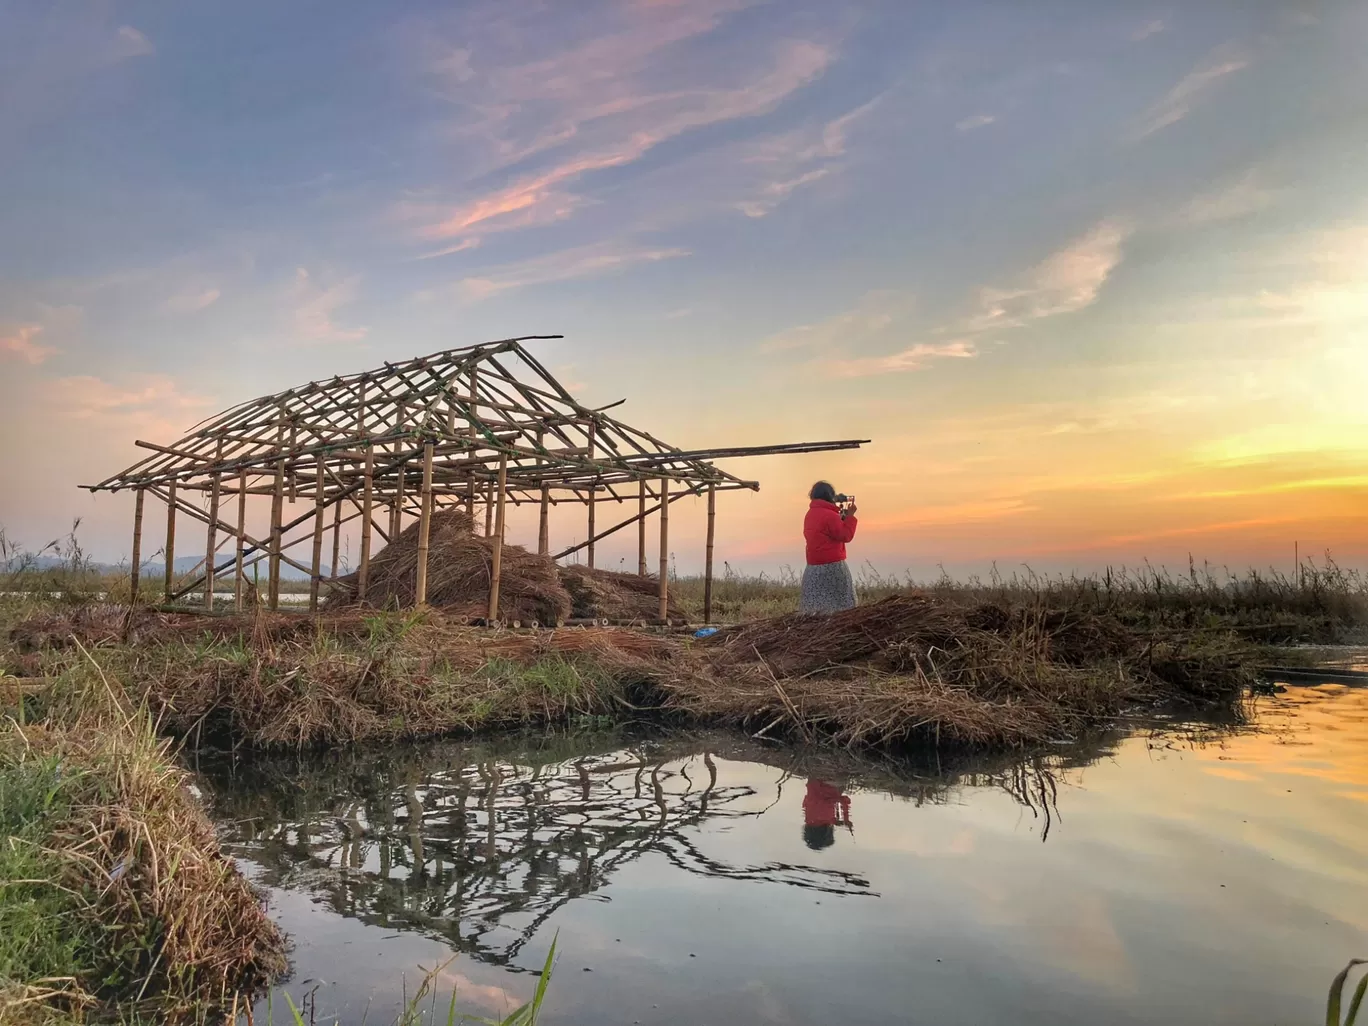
[{"left": 86, "top": 336, "right": 868, "bottom": 619}]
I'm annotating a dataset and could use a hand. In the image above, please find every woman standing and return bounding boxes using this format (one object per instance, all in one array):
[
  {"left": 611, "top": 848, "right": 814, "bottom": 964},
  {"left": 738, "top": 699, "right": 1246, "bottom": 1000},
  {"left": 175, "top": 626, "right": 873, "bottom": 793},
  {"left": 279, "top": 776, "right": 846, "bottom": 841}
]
[{"left": 800, "top": 481, "right": 858, "bottom": 614}]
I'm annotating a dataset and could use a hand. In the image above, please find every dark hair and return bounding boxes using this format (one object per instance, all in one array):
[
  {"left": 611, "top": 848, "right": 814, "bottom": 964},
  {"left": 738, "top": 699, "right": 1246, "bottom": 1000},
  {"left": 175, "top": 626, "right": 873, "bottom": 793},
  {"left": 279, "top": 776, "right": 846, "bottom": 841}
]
[
  {"left": 809, "top": 481, "right": 837, "bottom": 503},
  {"left": 803, "top": 824, "right": 836, "bottom": 850}
]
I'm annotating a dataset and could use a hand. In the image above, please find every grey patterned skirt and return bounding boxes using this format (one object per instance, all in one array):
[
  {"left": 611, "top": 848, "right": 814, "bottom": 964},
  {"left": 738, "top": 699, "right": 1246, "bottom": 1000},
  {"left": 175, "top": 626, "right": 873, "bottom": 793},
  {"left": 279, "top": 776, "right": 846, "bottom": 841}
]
[{"left": 799, "top": 560, "right": 857, "bottom": 614}]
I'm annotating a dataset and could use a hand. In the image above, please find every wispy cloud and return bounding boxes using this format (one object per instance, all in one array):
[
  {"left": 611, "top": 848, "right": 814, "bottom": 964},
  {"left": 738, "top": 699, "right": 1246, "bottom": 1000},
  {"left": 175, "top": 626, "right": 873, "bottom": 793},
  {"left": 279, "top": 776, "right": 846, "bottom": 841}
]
[
  {"left": 781, "top": 220, "right": 1129, "bottom": 377},
  {"left": 761, "top": 289, "right": 903, "bottom": 353},
  {"left": 291, "top": 268, "right": 367, "bottom": 342},
  {"left": 1177, "top": 169, "right": 1275, "bottom": 225},
  {"left": 0, "top": 323, "right": 56, "bottom": 365},
  {"left": 160, "top": 287, "right": 221, "bottom": 314},
  {"left": 955, "top": 113, "right": 996, "bottom": 133},
  {"left": 454, "top": 242, "right": 690, "bottom": 300},
  {"left": 38, "top": 372, "right": 213, "bottom": 444},
  {"left": 827, "top": 340, "right": 978, "bottom": 378},
  {"left": 735, "top": 97, "right": 878, "bottom": 218},
  {"left": 413, "top": 0, "right": 835, "bottom": 246},
  {"left": 112, "top": 26, "right": 154, "bottom": 60},
  {"left": 1128, "top": 43, "right": 1251, "bottom": 141},
  {"left": 1131, "top": 19, "right": 1166, "bottom": 42},
  {"left": 965, "top": 220, "right": 1131, "bottom": 332}
]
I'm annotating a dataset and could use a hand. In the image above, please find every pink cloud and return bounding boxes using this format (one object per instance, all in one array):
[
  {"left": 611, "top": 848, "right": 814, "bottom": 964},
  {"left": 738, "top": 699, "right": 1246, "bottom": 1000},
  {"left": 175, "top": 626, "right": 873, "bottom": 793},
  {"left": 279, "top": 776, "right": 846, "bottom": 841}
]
[
  {"left": 453, "top": 241, "right": 690, "bottom": 299},
  {"left": 826, "top": 340, "right": 978, "bottom": 378},
  {"left": 415, "top": 2, "right": 834, "bottom": 245},
  {"left": 291, "top": 268, "right": 367, "bottom": 342},
  {"left": 0, "top": 323, "right": 57, "bottom": 365}
]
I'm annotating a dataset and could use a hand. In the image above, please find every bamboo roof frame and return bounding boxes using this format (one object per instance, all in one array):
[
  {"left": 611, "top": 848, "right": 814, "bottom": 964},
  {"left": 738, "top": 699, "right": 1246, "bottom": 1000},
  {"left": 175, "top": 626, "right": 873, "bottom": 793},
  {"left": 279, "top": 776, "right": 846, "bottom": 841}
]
[{"left": 87, "top": 336, "right": 869, "bottom": 617}]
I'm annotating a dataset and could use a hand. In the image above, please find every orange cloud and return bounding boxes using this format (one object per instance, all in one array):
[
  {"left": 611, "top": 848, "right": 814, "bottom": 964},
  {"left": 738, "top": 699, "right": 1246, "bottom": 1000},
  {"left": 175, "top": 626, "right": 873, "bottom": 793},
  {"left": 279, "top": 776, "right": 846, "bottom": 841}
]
[{"left": 0, "top": 323, "right": 56, "bottom": 365}]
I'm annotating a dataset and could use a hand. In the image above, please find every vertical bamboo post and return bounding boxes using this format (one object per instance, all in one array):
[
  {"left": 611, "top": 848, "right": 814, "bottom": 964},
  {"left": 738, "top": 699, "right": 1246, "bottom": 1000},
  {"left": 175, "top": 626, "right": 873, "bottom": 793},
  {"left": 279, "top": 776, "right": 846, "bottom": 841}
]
[
  {"left": 234, "top": 470, "right": 247, "bottom": 612},
  {"left": 392, "top": 468, "right": 406, "bottom": 540},
  {"left": 309, "top": 459, "right": 326, "bottom": 612},
  {"left": 638, "top": 479, "right": 648, "bottom": 577},
  {"left": 585, "top": 420, "right": 596, "bottom": 569},
  {"left": 130, "top": 488, "right": 145, "bottom": 604},
  {"left": 358, "top": 445, "right": 374, "bottom": 602},
  {"left": 488, "top": 452, "right": 508, "bottom": 622},
  {"left": 704, "top": 483, "right": 716, "bottom": 625},
  {"left": 164, "top": 481, "right": 177, "bottom": 600},
  {"left": 467, "top": 367, "right": 479, "bottom": 521},
  {"left": 287, "top": 420, "right": 298, "bottom": 503},
  {"left": 269, "top": 404, "right": 286, "bottom": 610},
  {"left": 205, "top": 471, "right": 221, "bottom": 612},
  {"left": 658, "top": 477, "right": 670, "bottom": 622},
  {"left": 415, "top": 440, "right": 434, "bottom": 607},
  {"left": 587, "top": 488, "right": 596, "bottom": 569},
  {"left": 538, "top": 484, "right": 550, "bottom": 556},
  {"left": 330, "top": 499, "right": 342, "bottom": 580},
  {"left": 484, "top": 479, "right": 493, "bottom": 537}
]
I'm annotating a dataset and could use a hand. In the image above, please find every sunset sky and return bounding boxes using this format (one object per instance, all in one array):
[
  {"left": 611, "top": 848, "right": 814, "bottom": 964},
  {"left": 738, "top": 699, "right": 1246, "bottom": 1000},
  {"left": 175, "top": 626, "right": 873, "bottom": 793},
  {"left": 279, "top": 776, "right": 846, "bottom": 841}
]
[{"left": 1, "top": 0, "right": 1364, "bottom": 576}]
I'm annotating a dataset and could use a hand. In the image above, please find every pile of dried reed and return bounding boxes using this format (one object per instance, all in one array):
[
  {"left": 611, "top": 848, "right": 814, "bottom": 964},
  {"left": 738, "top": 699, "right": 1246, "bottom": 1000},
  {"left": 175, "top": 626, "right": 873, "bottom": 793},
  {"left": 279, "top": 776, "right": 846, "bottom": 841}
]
[
  {"left": 328, "top": 509, "right": 573, "bottom": 624},
  {"left": 1, "top": 678, "right": 285, "bottom": 1021},
  {"left": 558, "top": 564, "right": 683, "bottom": 622}
]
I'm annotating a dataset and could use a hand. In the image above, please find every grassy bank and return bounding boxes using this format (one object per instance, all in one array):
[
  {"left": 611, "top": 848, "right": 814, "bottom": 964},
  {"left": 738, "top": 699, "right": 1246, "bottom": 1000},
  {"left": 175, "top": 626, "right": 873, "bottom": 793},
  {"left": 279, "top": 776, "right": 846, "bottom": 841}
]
[
  {"left": 668, "top": 560, "right": 1368, "bottom": 641},
  {"left": 0, "top": 668, "right": 285, "bottom": 1024},
  {"left": 6, "top": 594, "right": 1254, "bottom": 753}
]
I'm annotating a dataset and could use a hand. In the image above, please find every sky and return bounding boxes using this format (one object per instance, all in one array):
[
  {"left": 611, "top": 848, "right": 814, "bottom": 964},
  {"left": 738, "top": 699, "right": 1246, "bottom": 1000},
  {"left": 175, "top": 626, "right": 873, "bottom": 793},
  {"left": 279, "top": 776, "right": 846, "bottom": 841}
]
[{"left": 1, "top": 0, "right": 1365, "bottom": 577}]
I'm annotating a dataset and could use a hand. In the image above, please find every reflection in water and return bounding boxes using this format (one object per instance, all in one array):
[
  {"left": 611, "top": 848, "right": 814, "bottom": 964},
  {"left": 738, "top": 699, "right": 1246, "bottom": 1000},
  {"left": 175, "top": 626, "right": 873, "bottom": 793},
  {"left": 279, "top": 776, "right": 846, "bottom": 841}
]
[
  {"left": 202, "top": 693, "right": 1368, "bottom": 1026},
  {"left": 802, "top": 779, "right": 851, "bottom": 850},
  {"left": 207, "top": 734, "right": 978, "bottom": 971}
]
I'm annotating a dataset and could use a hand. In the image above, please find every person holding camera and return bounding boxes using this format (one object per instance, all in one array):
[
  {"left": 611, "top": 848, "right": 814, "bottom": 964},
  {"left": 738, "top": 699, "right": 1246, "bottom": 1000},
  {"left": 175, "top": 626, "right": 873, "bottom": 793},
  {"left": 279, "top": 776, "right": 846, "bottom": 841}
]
[{"left": 800, "top": 481, "right": 858, "bottom": 613}]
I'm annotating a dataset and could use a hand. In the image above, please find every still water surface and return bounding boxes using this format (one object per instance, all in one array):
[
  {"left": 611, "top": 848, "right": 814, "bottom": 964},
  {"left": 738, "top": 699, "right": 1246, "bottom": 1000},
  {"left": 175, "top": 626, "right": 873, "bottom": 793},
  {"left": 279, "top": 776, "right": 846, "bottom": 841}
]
[{"left": 205, "top": 684, "right": 1368, "bottom": 1025}]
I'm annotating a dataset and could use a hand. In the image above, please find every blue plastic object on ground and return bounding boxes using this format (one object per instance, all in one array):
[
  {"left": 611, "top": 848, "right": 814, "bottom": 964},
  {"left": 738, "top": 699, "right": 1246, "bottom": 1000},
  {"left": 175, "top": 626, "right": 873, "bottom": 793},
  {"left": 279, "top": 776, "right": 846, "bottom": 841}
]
[{"left": 694, "top": 626, "right": 720, "bottom": 638}]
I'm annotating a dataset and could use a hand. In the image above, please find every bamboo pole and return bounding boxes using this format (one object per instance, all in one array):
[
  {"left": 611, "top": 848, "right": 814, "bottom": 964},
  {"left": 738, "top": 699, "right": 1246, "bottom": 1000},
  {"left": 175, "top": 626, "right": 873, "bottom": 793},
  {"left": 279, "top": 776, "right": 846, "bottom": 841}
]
[
  {"left": 704, "top": 483, "right": 716, "bottom": 624},
  {"left": 269, "top": 406, "right": 287, "bottom": 610},
  {"left": 234, "top": 470, "right": 247, "bottom": 611},
  {"left": 484, "top": 479, "right": 493, "bottom": 537},
  {"left": 415, "top": 440, "right": 434, "bottom": 607},
  {"left": 358, "top": 445, "right": 374, "bottom": 602},
  {"left": 330, "top": 498, "right": 342, "bottom": 580},
  {"left": 637, "top": 479, "right": 648, "bottom": 577},
  {"left": 658, "top": 477, "right": 670, "bottom": 621},
  {"left": 586, "top": 421, "right": 596, "bottom": 569},
  {"left": 309, "top": 460, "right": 326, "bottom": 611},
  {"left": 130, "top": 488, "right": 145, "bottom": 604},
  {"left": 205, "top": 471, "right": 221, "bottom": 611},
  {"left": 538, "top": 483, "right": 550, "bottom": 556},
  {"left": 392, "top": 468, "right": 405, "bottom": 540},
  {"left": 587, "top": 485, "right": 596, "bottom": 569},
  {"left": 164, "top": 481, "right": 177, "bottom": 600},
  {"left": 488, "top": 452, "right": 508, "bottom": 621}
]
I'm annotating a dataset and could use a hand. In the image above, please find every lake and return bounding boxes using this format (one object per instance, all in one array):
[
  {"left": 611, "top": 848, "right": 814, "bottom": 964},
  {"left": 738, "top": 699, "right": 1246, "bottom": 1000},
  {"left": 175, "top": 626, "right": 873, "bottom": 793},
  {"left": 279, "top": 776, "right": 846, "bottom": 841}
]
[{"left": 203, "top": 681, "right": 1368, "bottom": 1025}]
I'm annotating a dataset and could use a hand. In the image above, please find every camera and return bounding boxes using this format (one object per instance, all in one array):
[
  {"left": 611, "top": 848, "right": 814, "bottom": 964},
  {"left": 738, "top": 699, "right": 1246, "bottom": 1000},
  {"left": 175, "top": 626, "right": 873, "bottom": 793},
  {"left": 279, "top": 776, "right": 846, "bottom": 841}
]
[{"left": 835, "top": 493, "right": 856, "bottom": 518}]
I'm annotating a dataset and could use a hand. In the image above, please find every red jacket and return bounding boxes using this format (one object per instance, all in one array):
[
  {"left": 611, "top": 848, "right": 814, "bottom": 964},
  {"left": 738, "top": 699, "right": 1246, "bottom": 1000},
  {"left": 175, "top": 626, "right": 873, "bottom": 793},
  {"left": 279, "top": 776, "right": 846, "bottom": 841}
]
[{"left": 804, "top": 499, "right": 857, "bottom": 566}]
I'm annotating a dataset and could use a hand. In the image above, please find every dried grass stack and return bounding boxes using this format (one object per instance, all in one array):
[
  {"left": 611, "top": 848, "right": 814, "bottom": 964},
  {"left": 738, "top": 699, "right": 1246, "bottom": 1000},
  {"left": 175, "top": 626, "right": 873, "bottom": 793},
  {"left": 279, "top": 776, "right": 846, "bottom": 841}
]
[
  {"left": 558, "top": 564, "right": 684, "bottom": 622},
  {"left": 329, "top": 509, "right": 572, "bottom": 624}
]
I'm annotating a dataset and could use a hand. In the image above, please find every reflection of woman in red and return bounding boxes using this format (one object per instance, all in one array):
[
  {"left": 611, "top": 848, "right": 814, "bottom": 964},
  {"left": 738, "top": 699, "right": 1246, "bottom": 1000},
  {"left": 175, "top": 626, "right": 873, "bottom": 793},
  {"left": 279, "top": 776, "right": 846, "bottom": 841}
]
[{"left": 802, "top": 778, "right": 852, "bottom": 850}]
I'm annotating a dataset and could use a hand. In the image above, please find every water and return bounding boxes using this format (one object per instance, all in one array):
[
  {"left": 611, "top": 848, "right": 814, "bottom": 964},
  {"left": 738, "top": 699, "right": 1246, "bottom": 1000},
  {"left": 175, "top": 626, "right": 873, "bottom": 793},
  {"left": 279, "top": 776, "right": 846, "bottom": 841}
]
[{"left": 203, "top": 684, "right": 1368, "bottom": 1025}]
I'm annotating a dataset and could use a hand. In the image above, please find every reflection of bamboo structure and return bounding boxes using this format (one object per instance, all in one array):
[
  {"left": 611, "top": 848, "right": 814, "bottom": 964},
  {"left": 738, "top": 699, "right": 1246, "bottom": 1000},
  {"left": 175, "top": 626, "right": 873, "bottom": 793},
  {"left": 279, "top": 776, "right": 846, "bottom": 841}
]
[
  {"left": 204, "top": 732, "right": 1111, "bottom": 975},
  {"left": 211, "top": 743, "right": 880, "bottom": 971},
  {"left": 85, "top": 337, "right": 868, "bottom": 619}
]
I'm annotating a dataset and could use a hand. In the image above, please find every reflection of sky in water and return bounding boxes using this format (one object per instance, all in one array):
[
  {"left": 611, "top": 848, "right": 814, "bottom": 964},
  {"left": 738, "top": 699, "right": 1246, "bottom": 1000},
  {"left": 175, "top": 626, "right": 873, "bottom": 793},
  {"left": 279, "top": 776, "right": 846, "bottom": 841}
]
[{"left": 213, "top": 685, "right": 1368, "bottom": 1026}]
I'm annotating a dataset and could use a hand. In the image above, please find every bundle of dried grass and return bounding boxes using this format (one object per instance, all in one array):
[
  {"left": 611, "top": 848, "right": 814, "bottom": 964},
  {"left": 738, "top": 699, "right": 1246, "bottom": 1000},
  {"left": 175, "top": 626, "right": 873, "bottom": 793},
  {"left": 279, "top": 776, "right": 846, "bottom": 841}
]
[
  {"left": 558, "top": 565, "right": 683, "bottom": 622},
  {"left": 329, "top": 509, "right": 572, "bottom": 625},
  {"left": 2, "top": 679, "right": 285, "bottom": 1021}
]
